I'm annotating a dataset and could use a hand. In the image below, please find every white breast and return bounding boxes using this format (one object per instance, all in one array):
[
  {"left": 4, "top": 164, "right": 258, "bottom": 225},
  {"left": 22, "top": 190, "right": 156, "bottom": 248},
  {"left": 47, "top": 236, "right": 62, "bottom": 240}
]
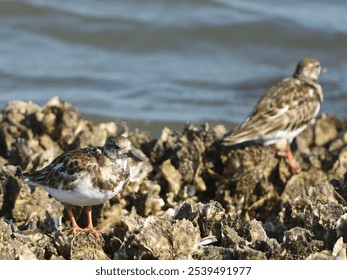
[{"left": 44, "top": 176, "right": 126, "bottom": 207}]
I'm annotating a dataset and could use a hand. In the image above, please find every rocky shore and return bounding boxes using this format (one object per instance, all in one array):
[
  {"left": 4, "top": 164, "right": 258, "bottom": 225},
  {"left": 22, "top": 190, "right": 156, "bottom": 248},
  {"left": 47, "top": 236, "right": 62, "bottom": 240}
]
[{"left": 0, "top": 97, "right": 347, "bottom": 260}]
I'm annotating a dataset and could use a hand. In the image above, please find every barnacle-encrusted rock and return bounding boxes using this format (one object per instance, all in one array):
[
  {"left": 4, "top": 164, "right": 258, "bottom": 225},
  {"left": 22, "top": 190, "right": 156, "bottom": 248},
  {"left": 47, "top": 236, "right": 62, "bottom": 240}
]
[
  {"left": 282, "top": 180, "right": 345, "bottom": 247},
  {"left": 0, "top": 165, "right": 22, "bottom": 219},
  {"left": 306, "top": 237, "right": 346, "bottom": 260},
  {"left": 336, "top": 213, "right": 347, "bottom": 242},
  {"left": 0, "top": 218, "right": 16, "bottom": 259},
  {"left": 150, "top": 124, "right": 214, "bottom": 206},
  {"left": 217, "top": 145, "right": 281, "bottom": 220},
  {"left": 328, "top": 147, "right": 347, "bottom": 179},
  {"left": 220, "top": 215, "right": 283, "bottom": 260},
  {"left": 0, "top": 163, "right": 64, "bottom": 231},
  {"left": 135, "top": 180, "right": 164, "bottom": 217},
  {"left": 0, "top": 217, "right": 58, "bottom": 260},
  {"left": 1, "top": 99, "right": 347, "bottom": 260},
  {"left": 12, "top": 185, "right": 64, "bottom": 226},
  {"left": 332, "top": 237, "right": 347, "bottom": 260},
  {"left": 174, "top": 200, "right": 225, "bottom": 239},
  {"left": 282, "top": 227, "right": 325, "bottom": 260},
  {"left": 114, "top": 215, "right": 200, "bottom": 260},
  {"left": 314, "top": 114, "right": 340, "bottom": 147},
  {"left": 281, "top": 170, "right": 327, "bottom": 203},
  {"left": 70, "top": 232, "right": 109, "bottom": 260},
  {"left": 192, "top": 246, "right": 235, "bottom": 260},
  {"left": 53, "top": 229, "right": 74, "bottom": 259}
]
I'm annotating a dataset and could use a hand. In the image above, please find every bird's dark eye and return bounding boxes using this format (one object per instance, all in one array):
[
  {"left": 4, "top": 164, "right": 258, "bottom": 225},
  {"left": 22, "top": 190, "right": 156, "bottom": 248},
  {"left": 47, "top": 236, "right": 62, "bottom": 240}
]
[{"left": 113, "top": 144, "right": 119, "bottom": 149}]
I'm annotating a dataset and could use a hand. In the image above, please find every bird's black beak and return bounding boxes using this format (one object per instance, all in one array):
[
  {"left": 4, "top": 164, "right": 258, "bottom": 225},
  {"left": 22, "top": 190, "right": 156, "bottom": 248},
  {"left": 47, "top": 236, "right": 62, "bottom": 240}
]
[{"left": 128, "top": 150, "right": 143, "bottom": 162}]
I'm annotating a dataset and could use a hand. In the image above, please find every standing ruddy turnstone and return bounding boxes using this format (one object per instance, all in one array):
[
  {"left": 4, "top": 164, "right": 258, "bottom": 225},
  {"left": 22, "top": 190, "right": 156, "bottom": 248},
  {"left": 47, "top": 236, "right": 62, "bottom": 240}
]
[
  {"left": 24, "top": 136, "right": 142, "bottom": 240},
  {"left": 223, "top": 57, "right": 324, "bottom": 173}
]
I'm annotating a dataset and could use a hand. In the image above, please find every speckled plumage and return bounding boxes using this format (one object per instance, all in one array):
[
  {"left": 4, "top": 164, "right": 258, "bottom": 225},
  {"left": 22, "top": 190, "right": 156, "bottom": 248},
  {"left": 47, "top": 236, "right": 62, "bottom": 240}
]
[
  {"left": 223, "top": 57, "right": 324, "bottom": 172},
  {"left": 24, "top": 136, "right": 142, "bottom": 240}
]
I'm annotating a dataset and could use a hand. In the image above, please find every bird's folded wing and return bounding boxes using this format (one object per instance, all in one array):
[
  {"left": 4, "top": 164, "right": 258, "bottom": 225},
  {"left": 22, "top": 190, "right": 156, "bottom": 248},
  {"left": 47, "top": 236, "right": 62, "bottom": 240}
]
[
  {"left": 24, "top": 148, "right": 101, "bottom": 189},
  {"left": 223, "top": 78, "right": 321, "bottom": 145}
]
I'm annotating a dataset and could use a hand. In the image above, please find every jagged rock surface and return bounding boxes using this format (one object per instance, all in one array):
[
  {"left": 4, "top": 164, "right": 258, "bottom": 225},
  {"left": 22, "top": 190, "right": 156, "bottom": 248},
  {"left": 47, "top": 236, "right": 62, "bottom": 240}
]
[{"left": 0, "top": 99, "right": 346, "bottom": 259}]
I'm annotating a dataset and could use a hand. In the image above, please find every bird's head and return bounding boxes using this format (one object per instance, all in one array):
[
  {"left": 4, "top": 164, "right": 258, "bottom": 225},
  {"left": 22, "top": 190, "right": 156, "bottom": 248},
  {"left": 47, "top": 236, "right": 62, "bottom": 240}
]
[
  {"left": 103, "top": 136, "right": 143, "bottom": 162},
  {"left": 293, "top": 57, "right": 323, "bottom": 81}
]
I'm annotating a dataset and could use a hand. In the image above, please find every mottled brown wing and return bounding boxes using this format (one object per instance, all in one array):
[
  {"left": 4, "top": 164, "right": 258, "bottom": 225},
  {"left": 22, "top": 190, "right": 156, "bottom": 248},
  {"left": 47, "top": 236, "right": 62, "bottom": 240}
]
[
  {"left": 223, "top": 77, "right": 322, "bottom": 145},
  {"left": 24, "top": 147, "right": 103, "bottom": 189}
]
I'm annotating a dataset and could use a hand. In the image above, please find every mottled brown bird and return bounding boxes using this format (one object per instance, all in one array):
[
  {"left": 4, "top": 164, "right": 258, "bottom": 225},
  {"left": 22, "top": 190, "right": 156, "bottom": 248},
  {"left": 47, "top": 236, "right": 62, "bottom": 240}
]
[
  {"left": 223, "top": 57, "right": 324, "bottom": 173},
  {"left": 24, "top": 136, "right": 142, "bottom": 240}
]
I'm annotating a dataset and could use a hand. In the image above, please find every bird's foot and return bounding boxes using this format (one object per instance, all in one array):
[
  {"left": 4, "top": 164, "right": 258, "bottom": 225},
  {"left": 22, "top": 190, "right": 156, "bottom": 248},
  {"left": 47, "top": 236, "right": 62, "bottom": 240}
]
[
  {"left": 290, "top": 165, "right": 301, "bottom": 174},
  {"left": 86, "top": 227, "right": 104, "bottom": 242},
  {"left": 276, "top": 150, "right": 301, "bottom": 174},
  {"left": 72, "top": 225, "right": 105, "bottom": 242},
  {"left": 285, "top": 162, "right": 301, "bottom": 174}
]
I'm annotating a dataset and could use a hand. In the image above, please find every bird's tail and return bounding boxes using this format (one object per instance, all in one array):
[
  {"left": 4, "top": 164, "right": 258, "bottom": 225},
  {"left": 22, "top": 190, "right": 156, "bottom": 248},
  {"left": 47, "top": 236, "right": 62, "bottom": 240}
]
[
  {"left": 22, "top": 170, "right": 42, "bottom": 191},
  {"left": 222, "top": 129, "right": 261, "bottom": 146}
]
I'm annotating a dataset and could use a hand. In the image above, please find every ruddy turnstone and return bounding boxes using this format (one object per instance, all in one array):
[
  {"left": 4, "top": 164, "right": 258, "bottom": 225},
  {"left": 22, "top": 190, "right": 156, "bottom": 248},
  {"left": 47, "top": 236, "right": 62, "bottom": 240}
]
[
  {"left": 223, "top": 57, "right": 324, "bottom": 173},
  {"left": 24, "top": 136, "right": 142, "bottom": 240}
]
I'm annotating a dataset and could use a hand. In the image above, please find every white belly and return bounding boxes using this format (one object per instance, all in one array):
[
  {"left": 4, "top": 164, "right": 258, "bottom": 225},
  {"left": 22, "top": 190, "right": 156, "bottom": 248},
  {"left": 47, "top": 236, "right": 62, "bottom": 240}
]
[
  {"left": 44, "top": 176, "right": 126, "bottom": 206},
  {"left": 262, "top": 125, "right": 308, "bottom": 146}
]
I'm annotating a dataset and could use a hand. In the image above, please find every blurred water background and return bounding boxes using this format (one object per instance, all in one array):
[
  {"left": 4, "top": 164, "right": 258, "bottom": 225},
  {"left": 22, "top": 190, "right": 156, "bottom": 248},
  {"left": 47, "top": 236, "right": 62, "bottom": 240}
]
[{"left": 0, "top": 0, "right": 346, "bottom": 130}]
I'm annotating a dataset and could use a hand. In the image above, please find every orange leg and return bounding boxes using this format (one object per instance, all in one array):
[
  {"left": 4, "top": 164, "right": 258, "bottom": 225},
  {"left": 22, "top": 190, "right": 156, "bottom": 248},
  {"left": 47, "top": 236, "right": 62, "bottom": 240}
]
[
  {"left": 285, "top": 145, "right": 301, "bottom": 174},
  {"left": 84, "top": 206, "right": 104, "bottom": 241},
  {"left": 276, "top": 145, "right": 300, "bottom": 174},
  {"left": 66, "top": 205, "right": 103, "bottom": 241},
  {"left": 66, "top": 205, "right": 85, "bottom": 233}
]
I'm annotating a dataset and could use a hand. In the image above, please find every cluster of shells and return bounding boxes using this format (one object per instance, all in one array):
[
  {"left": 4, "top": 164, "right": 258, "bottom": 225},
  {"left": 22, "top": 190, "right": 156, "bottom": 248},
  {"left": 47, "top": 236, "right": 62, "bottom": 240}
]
[{"left": 0, "top": 97, "right": 347, "bottom": 259}]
